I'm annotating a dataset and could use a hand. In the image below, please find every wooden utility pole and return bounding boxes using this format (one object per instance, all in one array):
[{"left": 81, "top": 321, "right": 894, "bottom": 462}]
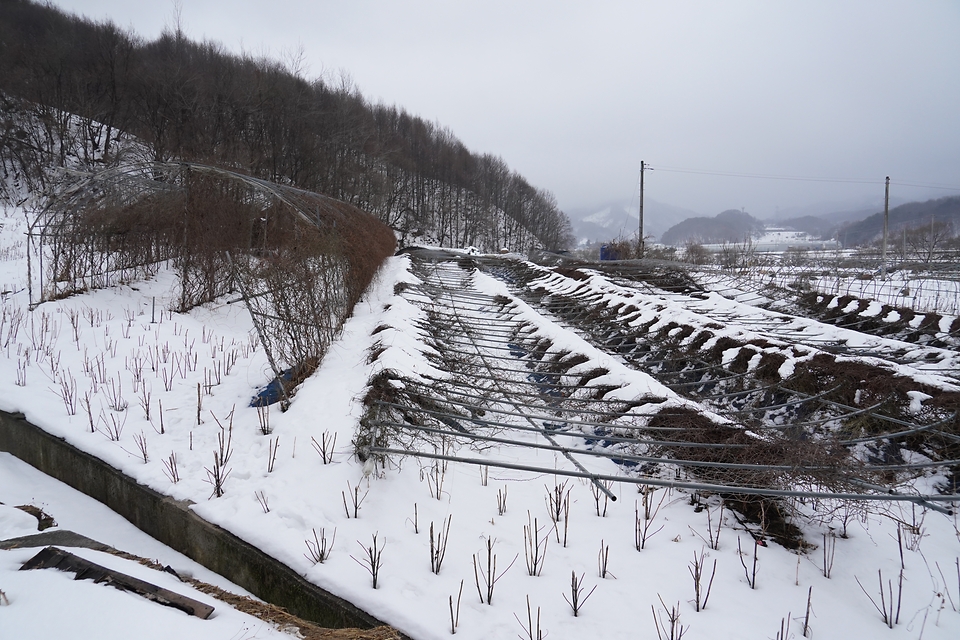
[
  {"left": 881, "top": 176, "right": 890, "bottom": 279},
  {"left": 638, "top": 161, "right": 645, "bottom": 258}
]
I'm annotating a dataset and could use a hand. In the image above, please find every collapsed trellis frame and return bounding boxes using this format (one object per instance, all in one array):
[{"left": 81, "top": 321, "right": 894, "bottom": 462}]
[{"left": 364, "top": 252, "right": 960, "bottom": 512}]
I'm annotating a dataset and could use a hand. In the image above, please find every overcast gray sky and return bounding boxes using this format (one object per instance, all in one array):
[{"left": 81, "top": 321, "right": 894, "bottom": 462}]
[{"left": 52, "top": 1, "right": 960, "bottom": 218}]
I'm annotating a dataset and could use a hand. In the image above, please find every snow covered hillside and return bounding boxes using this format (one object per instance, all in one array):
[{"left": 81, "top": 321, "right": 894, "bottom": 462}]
[{"left": 1, "top": 205, "right": 959, "bottom": 639}]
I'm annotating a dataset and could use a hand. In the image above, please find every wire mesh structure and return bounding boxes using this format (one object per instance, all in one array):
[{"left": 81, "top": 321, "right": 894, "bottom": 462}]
[
  {"left": 361, "top": 250, "right": 960, "bottom": 520},
  {"left": 27, "top": 161, "right": 396, "bottom": 406}
]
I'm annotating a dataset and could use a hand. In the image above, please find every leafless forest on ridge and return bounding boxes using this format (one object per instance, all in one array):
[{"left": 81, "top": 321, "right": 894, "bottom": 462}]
[{"left": 0, "top": 0, "right": 573, "bottom": 253}]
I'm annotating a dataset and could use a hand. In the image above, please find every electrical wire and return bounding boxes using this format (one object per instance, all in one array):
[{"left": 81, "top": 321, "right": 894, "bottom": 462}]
[{"left": 650, "top": 165, "right": 960, "bottom": 192}]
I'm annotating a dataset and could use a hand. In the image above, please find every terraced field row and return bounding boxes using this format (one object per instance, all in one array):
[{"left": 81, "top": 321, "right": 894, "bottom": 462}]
[{"left": 360, "top": 251, "right": 960, "bottom": 540}]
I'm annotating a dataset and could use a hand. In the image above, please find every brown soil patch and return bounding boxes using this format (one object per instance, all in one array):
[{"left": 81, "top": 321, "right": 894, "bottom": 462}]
[
  {"left": 14, "top": 505, "right": 56, "bottom": 531},
  {"left": 554, "top": 266, "right": 589, "bottom": 281},
  {"left": 109, "top": 550, "right": 401, "bottom": 639}
]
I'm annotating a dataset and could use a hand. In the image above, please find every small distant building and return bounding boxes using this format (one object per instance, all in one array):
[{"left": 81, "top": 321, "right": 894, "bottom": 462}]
[{"left": 699, "top": 228, "right": 840, "bottom": 253}]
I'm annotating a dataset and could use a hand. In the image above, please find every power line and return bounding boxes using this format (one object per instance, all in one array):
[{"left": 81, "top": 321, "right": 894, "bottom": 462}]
[
  {"left": 891, "top": 180, "right": 960, "bottom": 191},
  {"left": 652, "top": 165, "right": 960, "bottom": 191},
  {"left": 654, "top": 166, "right": 879, "bottom": 184}
]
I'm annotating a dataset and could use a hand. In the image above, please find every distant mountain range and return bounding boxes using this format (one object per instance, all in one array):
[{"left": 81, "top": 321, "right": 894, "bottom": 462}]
[
  {"left": 834, "top": 195, "right": 960, "bottom": 246},
  {"left": 658, "top": 197, "right": 960, "bottom": 247},
  {"left": 660, "top": 209, "right": 767, "bottom": 246},
  {"left": 568, "top": 194, "right": 960, "bottom": 248},
  {"left": 565, "top": 199, "right": 701, "bottom": 245}
]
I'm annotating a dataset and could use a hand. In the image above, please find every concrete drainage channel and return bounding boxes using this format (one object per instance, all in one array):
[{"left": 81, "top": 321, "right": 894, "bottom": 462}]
[{"left": 0, "top": 409, "right": 401, "bottom": 637}]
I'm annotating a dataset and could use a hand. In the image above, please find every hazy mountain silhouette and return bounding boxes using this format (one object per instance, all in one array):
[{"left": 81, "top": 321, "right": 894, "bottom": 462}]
[
  {"left": 660, "top": 209, "right": 766, "bottom": 246},
  {"left": 566, "top": 199, "right": 700, "bottom": 244},
  {"left": 837, "top": 195, "right": 960, "bottom": 246}
]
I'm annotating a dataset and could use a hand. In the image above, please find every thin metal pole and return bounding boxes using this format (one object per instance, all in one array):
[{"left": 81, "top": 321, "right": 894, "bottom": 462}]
[
  {"left": 638, "top": 160, "right": 645, "bottom": 257},
  {"left": 882, "top": 176, "right": 890, "bottom": 279},
  {"left": 225, "top": 252, "right": 291, "bottom": 411}
]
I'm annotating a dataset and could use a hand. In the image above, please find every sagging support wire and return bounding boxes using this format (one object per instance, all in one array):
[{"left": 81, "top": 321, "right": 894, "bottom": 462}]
[
  {"left": 375, "top": 416, "right": 960, "bottom": 480},
  {"left": 414, "top": 290, "right": 505, "bottom": 317},
  {"left": 839, "top": 411, "right": 958, "bottom": 445},
  {"left": 848, "top": 478, "right": 954, "bottom": 515},
  {"left": 416, "top": 339, "right": 582, "bottom": 373},
  {"left": 775, "top": 339, "right": 892, "bottom": 362},
  {"left": 405, "top": 288, "right": 502, "bottom": 305},
  {"left": 409, "top": 293, "right": 515, "bottom": 313},
  {"left": 428, "top": 335, "right": 544, "bottom": 353},
  {"left": 414, "top": 304, "right": 518, "bottom": 325},
  {"left": 776, "top": 392, "right": 960, "bottom": 448},
  {"left": 410, "top": 381, "right": 680, "bottom": 424},
  {"left": 524, "top": 294, "right": 612, "bottom": 311},
  {"left": 529, "top": 295, "right": 615, "bottom": 316},
  {"left": 420, "top": 360, "right": 666, "bottom": 415},
  {"left": 747, "top": 399, "right": 887, "bottom": 431},
  {"left": 372, "top": 400, "right": 739, "bottom": 447},
  {"left": 416, "top": 292, "right": 515, "bottom": 309},
  {"left": 419, "top": 371, "right": 641, "bottom": 403},
  {"left": 830, "top": 315, "right": 895, "bottom": 331},
  {"left": 635, "top": 358, "right": 732, "bottom": 375},
  {"left": 789, "top": 389, "right": 960, "bottom": 443},
  {"left": 423, "top": 358, "right": 611, "bottom": 382},
  {"left": 430, "top": 326, "right": 559, "bottom": 349},
  {"left": 720, "top": 384, "right": 842, "bottom": 416},
  {"left": 818, "top": 346, "right": 912, "bottom": 365},
  {"left": 664, "top": 368, "right": 756, "bottom": 390},
  {"left": 373, "top": 419, "right": 825, "bottom": 473},
  {"left": 414, "top": 319, "right": 524, "bottom": 337},
  {"left": 434, "top": 262, "right": 618, "bottom": 503},
  {"left": 364, "top": 446, "right": 960, "bottom": 508},
  {"left": 416, "top": 376, "right": 936, "bottom": 470},
  {"left": 694, "top": 283, "right": 774, "bottom": 305},
  {"left": 415, "top": 313, "right": 522, "bottom": 332},
  {"left": 539, "top": 298, "right": 623, "bottom": 320},
  {"left": 691, "top": 377, "right": 796, "bottom": 402}
]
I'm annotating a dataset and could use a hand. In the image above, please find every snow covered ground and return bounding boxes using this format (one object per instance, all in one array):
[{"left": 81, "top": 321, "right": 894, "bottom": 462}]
[
  {"left": 0, "top": 452, "right": 299, "bottom": 639},
  {"left": 705, "top": 261, "right": 960, "bottom": 316},
  {"left": 1, "top": 206, "right": 960, "bottom": 639}
]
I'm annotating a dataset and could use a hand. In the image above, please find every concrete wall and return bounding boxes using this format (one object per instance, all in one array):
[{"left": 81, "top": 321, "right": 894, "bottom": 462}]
[{"left": 0, "top": 409, "right": 386, "bottom": 630}]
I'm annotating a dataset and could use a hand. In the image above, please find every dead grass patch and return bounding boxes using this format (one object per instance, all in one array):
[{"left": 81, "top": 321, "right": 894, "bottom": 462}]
[{"left": 107, "top": 549, "right": 399, "bottom": 639}]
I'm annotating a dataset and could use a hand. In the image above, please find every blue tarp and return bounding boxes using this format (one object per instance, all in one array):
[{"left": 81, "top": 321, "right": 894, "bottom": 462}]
[
  {"left": 250, "top": 368, "right": 295, "bottom": 406},
  {"left": 599, "top": 244, "right": 620, "bottom": 261}
]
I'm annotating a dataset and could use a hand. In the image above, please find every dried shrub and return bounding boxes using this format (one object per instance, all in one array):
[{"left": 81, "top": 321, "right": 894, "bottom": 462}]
[
  {"left": 786, "top": 354, "right": 908, "bottom": 411},
  {"left": 722, "top": 495, "right": 806, "bottom": 550},
  {"left": 654, "top": 321, "right": 681, "bottom": 340},
  {"left": 755, "top": 352, "right": 787, "bottom": 383},
  {"left": 707, "top": 336, "right": 744, "bottom": 362},
  {"left": 918, "top": 313, "right": 943, "bottom": 331},
  {"left": 728, "top": 347, "right": 758, "bottom": 374},
  {"left": 36, "top": 163, "right": 396, "bottom": 393},
  {"left": 577, "top": 367, "right": 610, "bottom": 386},
  {"left": 686, "top": 330, "right": 715, "bottom": 353},
  {"left": 554, "top": 266, "right": 589, "bottom": 281},
  {"left": 646, "top": 407, "right": 849, "bottom": 548}
]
